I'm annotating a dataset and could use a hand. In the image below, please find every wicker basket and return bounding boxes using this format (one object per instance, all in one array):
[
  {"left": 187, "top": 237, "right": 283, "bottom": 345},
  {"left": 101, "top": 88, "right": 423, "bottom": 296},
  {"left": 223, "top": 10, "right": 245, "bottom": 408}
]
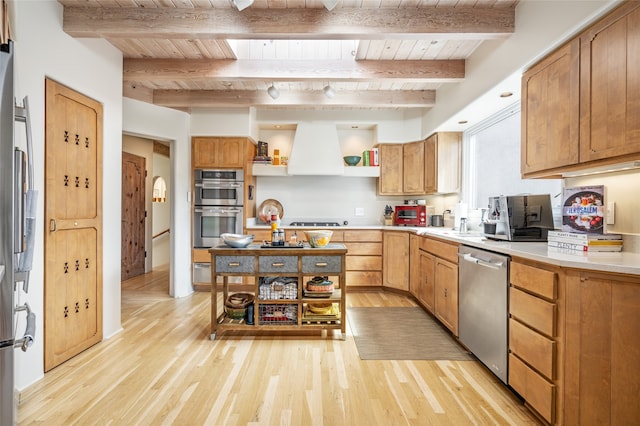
[{"left": 225, "top": 292, "right": 254, "bottom": 309}]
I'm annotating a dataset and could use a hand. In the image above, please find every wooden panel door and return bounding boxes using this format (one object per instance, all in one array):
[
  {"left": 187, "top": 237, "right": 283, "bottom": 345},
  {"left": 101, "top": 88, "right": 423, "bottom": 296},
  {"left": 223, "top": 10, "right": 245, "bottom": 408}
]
[
  {"left": 121, "top": 152, "right": 146, "bottom": 281},
  {"left": 44, "top": 79, "right": 102, "bottom": 371},
  {"left": 382, "top": 231, "right": 409, "bottom": 291},
  {"left": 424, "top": 135, "right": 437, "bottom": 193},
  {"left": 377, "top": 144, "right": 403, "bottom": 195},
  {"left": 580, "top": 2, "right": 640, "bottom": 163},
  {"left": 402, "top": 141, "right": 424, "bottom": 194},
  {"left": 192, "top": 137, "right": 217, "bottom": 168},
  {"left": 218, "top": 137, "right": 244, "bottom": 167},
  {"left": 435, "top": 258, "right": 458, "bottom": 335},
  {"left": 521, "top": 39, "right": 580, "bottom": 176},
  {"left": 418, "top": 251, "right": 436, "bottom": 314}
]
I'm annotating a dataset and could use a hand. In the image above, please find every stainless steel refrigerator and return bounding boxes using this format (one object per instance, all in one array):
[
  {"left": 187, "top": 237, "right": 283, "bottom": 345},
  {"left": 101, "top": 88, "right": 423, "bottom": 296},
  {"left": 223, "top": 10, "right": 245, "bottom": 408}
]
[{"left": 1, "top": 41, "right": 37, "bottom": 426}]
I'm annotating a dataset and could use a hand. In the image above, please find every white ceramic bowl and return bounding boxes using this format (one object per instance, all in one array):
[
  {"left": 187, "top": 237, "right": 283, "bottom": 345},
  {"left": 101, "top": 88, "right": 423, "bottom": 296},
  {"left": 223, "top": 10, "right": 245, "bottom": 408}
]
[
  {"left": 220, "top": 233, "right": 255, "bottom": 248},
  {"left": 304, "top": 230, "right": 333, "bottom": 248}
]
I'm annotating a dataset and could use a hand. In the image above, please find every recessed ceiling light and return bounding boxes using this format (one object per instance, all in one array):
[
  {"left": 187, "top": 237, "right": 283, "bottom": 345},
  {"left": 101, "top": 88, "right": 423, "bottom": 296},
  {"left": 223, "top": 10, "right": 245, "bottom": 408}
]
[
  {"left": 275, "top": 125, "right": 281, "bottom": 129},
  {"left": 499, "top": 92, "right": 513, "bottom": 98}
]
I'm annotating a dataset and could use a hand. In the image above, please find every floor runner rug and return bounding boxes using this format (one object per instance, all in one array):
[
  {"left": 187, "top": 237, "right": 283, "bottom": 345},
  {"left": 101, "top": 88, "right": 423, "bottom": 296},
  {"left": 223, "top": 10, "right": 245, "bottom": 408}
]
[{"left": 348, "top": 307, "right": 475, "bottom": 360}]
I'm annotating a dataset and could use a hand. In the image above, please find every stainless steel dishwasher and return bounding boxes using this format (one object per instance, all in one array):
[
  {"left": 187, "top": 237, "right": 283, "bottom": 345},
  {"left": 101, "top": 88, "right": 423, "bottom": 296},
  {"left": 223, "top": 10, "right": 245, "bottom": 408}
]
[{"left": 458, "top": 245, "right": 510, "bottom": 384}]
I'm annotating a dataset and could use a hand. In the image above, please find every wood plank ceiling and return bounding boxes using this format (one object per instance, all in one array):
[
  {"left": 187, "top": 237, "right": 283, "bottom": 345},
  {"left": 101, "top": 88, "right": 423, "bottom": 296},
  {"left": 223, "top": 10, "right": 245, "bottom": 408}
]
[{"left": 59, "top": 0, "right": 517, "bottom": 111}]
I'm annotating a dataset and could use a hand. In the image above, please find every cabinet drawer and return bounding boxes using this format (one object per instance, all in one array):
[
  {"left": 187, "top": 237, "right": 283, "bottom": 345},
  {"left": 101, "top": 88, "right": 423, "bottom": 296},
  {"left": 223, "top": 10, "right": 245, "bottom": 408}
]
[
  {"left": 346, "top": 255, "right": 382, "bottom": 271},
  {"left": 302, "top": 256, "right": 342, "bottom": 273},
  {"left": 344, "top": 242, "right": 382, "bottom": 256},
  {"left": 420, "top": 237, "right": 458, "bottom": 264},
  {"left": 510, "top": 287, "right": 556, "bottom": 336},
  {"left": 509, "top": 318, "right": 555, "bottom": 380},
  {"left": 193, "top": 249, "right": 211, "bottom": 263},
  {"left": 346, "top": 271, "right": 382, "bottom": 286},
  {"left": 215, "top": 256, "right": 255, "bottom": 273},
  {"left": 509, "top": 353, "right": 555, "bottom": 424},
  {"left": 344, "top": 230, "right": 382, "bottom": 242},
  {"left": 259, "top": 256, "right": 298, "bottom": 273},
  {"left": 511, "top": 262, "right": 557, "bottom": 300}
]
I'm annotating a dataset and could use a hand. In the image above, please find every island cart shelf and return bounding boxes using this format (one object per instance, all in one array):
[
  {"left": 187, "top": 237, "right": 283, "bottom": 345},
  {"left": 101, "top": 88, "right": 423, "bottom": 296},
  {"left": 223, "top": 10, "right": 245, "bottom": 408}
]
[{"left": 209, "top": 243, "right": 347, "bottom": 340}]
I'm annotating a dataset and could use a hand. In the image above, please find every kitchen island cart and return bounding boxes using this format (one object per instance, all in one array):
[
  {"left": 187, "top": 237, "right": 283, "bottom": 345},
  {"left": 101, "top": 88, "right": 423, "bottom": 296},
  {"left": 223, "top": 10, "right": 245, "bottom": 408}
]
[{"left": 209, "top": 244, "right": 347, "bottom": 340}]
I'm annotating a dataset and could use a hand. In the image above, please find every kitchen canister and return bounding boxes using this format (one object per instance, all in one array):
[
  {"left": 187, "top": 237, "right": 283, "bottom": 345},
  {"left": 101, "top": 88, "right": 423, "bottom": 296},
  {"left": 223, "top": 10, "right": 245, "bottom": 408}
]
[{"left": 431, "top": 215, "right": 444, "bottom": 227}]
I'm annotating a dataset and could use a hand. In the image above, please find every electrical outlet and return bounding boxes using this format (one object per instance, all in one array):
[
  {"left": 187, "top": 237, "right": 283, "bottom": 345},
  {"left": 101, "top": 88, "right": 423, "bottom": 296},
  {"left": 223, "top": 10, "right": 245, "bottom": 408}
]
[
  {"left": 355, "top": 207, "right": 364, "bottom": 217},
  {"left": 606, "top": 201, "right": 615, "bottom": 225}
]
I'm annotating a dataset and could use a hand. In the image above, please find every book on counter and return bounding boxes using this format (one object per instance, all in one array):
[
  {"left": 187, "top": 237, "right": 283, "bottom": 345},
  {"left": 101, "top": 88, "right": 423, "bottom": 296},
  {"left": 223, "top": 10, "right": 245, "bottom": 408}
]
[
  {"left": 547, "top": 230, "right": 623, "bottom": 252},
  {"left": 562, "top": 185, "right": 606, "bottom": 234},
  {"left": 547, "top": 240, "right": 622, "bottom": 252}
]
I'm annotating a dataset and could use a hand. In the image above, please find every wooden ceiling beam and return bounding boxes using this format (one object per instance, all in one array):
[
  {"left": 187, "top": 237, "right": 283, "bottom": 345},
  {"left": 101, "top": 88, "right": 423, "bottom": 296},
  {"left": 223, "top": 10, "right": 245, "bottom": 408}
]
[
  {"left": 124, "top": 58, "right": 464, "bottom": 83},
  {"left": 63, "top": 7, "right": 514, "bottom": 40},
  {"left": 152, "top": 89, "right": 436, "bottom": 108}
]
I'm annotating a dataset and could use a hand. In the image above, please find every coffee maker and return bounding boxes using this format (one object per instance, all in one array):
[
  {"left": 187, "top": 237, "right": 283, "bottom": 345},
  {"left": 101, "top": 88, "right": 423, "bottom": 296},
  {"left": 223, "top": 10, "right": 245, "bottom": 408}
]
[{"left": 483, "top": 194, "right": 555, "bottom": 241}]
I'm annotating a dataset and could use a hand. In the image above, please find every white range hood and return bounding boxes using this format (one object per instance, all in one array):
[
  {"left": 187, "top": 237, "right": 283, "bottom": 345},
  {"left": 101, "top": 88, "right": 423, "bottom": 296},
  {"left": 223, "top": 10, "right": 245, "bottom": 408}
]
[{"left": 286, "top": 122, "right": 344, "bottom": 175}]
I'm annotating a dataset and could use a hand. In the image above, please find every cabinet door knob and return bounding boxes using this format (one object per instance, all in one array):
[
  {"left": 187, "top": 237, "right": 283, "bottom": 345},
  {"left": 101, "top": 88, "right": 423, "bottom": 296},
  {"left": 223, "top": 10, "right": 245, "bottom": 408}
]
[
  {"left": 272, "top": 262, "right": 284, "bottom": 267},
  {"left": 315, "top": 262, "right": 328, "bottom": 267},
  {"left": 228, "top": 262, "right": 240, "bottom": 267}
]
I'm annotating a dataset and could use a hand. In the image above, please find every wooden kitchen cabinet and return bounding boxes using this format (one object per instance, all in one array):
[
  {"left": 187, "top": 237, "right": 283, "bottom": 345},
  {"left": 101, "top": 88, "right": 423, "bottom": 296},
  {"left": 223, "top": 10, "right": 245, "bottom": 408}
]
[
  {"left": 509, "top": 260, "right": 560, "bottom": 425},
  {"left": 521, "top": 39, "right": 580, "bottom": 177},
  {"left": 377, "top": 143, "right": 404, "bottom": 195},
  {"left": 419, "top": 235, "right": 459, "bottom": 335},
  {"left": 382, "top": 231, "right": 409, "bottom": 291},
  {"left": 403, "top": 141, "right": 425, "bottom": 194},
  {"left": 404, "top": 233, "right": 436, "bottom": 313},
  {"left": 424, "top": 132, "right": 461, "bottom": 194},
  {"left": 192, "top": 136, "right": 248, "bottom": 168},
  {"left": 378, "top": 134, "right": 460, "bottom": 195},
  {"left": 521, "top": 1, "right": 640, "bottom": 178},
  {"left": 418, "top": 251, "right": 436, "bottom": 314},
  {"left": 434, "top": 257, "right": 458, "bottom": 335},
  {"left": 563, "top": 270, "right": 640, "bottom": 425},
  {"left": 579, "top": 1, "right": 640, "bottom": 163},
  {"left": 344, "top": 229, "right": 383, "bottom": 287}
]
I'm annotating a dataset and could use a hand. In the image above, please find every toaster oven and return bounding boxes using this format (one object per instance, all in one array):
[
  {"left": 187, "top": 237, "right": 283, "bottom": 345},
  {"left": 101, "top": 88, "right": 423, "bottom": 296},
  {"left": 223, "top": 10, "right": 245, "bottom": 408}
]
[{"left": 394, "top": 205, "right": 427, "bottom": 227}]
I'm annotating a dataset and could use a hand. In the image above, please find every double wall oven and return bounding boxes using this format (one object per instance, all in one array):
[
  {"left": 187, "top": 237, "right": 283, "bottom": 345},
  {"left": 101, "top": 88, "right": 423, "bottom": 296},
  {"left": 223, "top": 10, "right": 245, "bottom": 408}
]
[{"left": 193, "top": 169, "right": 244, "bottom": 248}]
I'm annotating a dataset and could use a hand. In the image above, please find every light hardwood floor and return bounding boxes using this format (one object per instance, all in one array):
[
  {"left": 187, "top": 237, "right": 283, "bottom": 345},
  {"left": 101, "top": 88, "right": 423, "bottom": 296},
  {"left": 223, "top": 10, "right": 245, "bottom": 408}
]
[{"left": 18, "top": 266, "right": 540, "bottom": 425}]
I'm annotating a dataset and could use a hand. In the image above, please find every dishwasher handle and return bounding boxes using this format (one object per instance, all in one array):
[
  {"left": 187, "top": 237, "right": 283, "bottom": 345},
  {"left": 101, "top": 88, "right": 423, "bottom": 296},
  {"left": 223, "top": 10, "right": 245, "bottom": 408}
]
[{"left": 458, "top": 252, "right": 505, "bottom": 270}]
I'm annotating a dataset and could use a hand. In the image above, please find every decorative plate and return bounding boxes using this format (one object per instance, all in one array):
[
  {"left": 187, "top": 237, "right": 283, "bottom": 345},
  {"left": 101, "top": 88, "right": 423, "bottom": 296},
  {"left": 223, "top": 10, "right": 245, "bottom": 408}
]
[{"left": 258, "top": 198, "right": 284, "bottom": 224}]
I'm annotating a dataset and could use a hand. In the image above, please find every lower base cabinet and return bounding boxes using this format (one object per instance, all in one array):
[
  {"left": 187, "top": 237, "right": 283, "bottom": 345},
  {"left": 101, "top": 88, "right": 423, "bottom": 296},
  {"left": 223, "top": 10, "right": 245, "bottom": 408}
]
[
  {"left": 414, "top": 235, "right": 459, "bottom": 336},
  {"left": 382, "top": 231, "right": 409, "bottom": 291},
  {"left": 563, "top": 270, "right": 640, "bottom": 425}
]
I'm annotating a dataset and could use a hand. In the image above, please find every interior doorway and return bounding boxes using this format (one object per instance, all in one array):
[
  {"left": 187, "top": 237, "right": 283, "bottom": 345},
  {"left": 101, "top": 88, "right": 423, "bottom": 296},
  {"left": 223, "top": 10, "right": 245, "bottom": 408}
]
[{"left": 121, "top": 135, "right": 171, "bottom": 294}]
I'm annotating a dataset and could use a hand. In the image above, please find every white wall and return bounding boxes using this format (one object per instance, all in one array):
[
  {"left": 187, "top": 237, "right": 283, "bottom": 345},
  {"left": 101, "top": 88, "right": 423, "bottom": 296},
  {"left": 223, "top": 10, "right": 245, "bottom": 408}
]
[
  {"left": 11, "top": 0, "right": 123, "bottom": 390},
  {"left": 122, "top": 99, "right": 191, "bottom": 298}
]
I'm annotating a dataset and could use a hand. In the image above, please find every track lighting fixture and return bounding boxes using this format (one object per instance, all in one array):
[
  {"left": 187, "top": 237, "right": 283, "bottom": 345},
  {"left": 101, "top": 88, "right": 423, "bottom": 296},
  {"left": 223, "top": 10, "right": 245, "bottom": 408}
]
[
  {"left": 321, "top": 0, "right": 339, "bottom": 11},
  {"left": 232, "top": 0, "right": 254, "bottom": 11},
  {"left": 267, "top": 84, "right": 280, "bottom": 100},
  {"left": 323, "top": 84, "right": 336, "bottom": 99}
]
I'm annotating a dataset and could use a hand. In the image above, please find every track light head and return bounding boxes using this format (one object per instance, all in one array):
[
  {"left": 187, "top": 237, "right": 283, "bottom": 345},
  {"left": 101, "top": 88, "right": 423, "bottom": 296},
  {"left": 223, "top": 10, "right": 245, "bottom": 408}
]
[
  {"left": 323, "top": 84, "right": 336, "bottom": 99},
  {"left": 321, "top": 0, "right": 339, "bottom": 11},
  {"left": 267, "top": 84, "right": 280, "bottom": 100},
  {"left": 232, "top": 0, "right": 254, "bottom": 11}
]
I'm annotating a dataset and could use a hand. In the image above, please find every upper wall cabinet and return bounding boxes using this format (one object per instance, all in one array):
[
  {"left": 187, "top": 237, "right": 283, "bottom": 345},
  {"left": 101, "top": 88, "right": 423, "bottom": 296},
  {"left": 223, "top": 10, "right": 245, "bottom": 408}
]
[
  {"left": 521, "top": 1, "right": 640, "bottom": 178},
  {"left": 378, "top": 143, "right": 404, "bottom": 195},
  {"left": 521, "top": 40, "right": 580, "bottom": 176},
  {"left": 378, "top": 133, "right": 461, "bottom": 196},
  {"left": 579, "top": 2, "right": 640, "bottom": 163},
  {"left": 425, "top": 132, "right": 461, "bottom": 194},
  {"left": 192, "top": 137, "right": 247, "bottom": 169}
]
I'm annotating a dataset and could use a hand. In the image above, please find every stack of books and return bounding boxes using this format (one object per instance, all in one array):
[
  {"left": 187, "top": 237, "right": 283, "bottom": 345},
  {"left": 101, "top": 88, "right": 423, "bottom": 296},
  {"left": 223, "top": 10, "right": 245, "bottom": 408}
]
[
  {"left": 252, "top": 155, "right": 272, "bottom": 164},
  {"left": 362, "top": 148, "right": 379, "bottom": 166},
  {"left": 547, "top": 230, "right": 623, "bottom": 252}
]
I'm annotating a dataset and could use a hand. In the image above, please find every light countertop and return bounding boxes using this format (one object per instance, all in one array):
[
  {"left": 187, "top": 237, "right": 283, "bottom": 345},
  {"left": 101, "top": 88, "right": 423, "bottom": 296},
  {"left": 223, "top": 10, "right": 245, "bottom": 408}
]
[{"left": 246, "top": 222, "right": 640, "bottom": 275}]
